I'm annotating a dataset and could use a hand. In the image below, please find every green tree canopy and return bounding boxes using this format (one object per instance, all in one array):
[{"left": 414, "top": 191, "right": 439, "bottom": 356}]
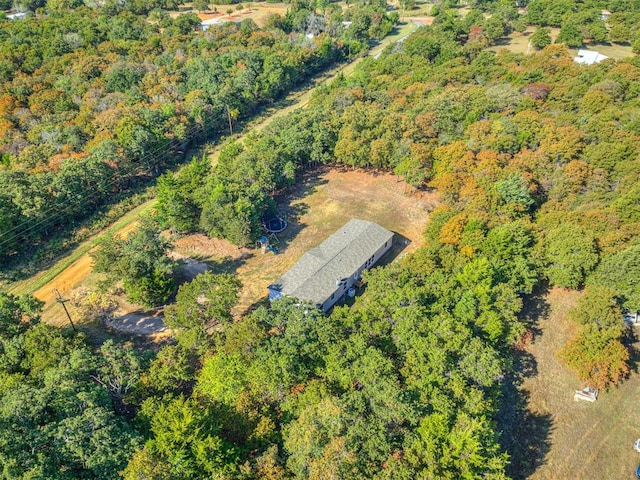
[
  {"left": 91, "top": 216, "right": 177, "bottom": 307},
  {"left": 589, "top": 245, "right": 640, "bottom": 311},
  {"left": 164, "top": 271, "right": 242, "bottom": 350}
]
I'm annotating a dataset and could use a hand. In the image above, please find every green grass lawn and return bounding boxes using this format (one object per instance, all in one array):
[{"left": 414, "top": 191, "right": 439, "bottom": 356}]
[{"left": 489, "top": 27, "right": 634, "bottom": 60}]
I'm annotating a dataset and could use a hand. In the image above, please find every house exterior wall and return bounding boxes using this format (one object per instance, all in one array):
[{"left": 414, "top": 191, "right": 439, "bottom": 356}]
[
  {"left": 319, "top": 237, "right": 393, "bottom": 312},
  {"left": 268, "top": 288, "right": 283, "bottom": 301}
]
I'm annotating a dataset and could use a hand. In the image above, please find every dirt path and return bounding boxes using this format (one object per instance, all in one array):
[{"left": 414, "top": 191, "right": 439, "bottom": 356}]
[
  {"left": 7, "top": 201, "right": 154, "bottom": 329},
  {"left": 8, "top": 24, "right": 419, "bottom": 334}
]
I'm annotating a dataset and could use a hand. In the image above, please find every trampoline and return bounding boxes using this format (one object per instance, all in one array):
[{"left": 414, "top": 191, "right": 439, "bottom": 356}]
[{"left": 264, "top": 217, "right": 287, "bottom": 233}]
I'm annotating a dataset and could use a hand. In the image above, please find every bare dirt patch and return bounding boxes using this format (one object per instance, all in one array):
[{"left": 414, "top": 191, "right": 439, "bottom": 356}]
[
  {"left": 505, "top": 287, "right": 640, "bottom": 479},
  {"left": 32, "top": 220, "right": 141, "bottom": 328},
  {"left": 174, "top": 233, "right": 248, "bottom": 261},
  {"left": 33, "top": 253, "right": 95, "bottom": 309},
  {"left": 106, "top": 310, "right": 169, "bottom": 336}
]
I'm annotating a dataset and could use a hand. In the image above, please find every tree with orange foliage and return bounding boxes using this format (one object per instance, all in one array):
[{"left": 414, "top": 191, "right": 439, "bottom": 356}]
[
  {"left": 439, "top": 213, "right": 468, "bottom": 245},
  {"left": 559, "top": 324, "right": 629, "bottom": 390}
]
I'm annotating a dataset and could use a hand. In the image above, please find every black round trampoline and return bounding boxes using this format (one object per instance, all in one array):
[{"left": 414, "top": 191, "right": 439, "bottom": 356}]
[{"left": 264, "top": 217, "right": 287, "bottom": 233}]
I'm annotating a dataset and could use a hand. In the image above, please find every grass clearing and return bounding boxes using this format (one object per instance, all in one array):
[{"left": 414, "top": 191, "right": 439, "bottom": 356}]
[
  {"left": 503, "top": 287, "right": 640, "bottom": 479},
  {"left": 173, "top": 167, "right": 438, "bottom": 316},
  {"left": 489, "top": 27, "right": 634, "bottom": 60}
]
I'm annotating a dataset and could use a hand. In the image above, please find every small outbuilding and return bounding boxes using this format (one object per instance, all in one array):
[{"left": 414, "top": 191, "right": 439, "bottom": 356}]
[
  {"left": 6, "top": 12, "right": 27, "bottom": 20},
  {"left": 574, "top": 49, "right": 608, "bottom": 65},
  {"left": 200, "top": 18, "right": 222, "bottom": 31},
  {"left": 624, "top": 310, "right": 640, "bottom": 326},
  {"left": 268, "top": 219, "right": 394, "bottom": 312}
]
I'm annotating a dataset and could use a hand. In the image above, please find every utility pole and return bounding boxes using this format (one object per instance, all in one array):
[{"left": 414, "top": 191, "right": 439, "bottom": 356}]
[
  {"left": 54, "top": 288, "right": 77, "bottom": 332},
  {"left": 226, "top": 104, "right": 233, "bottom": 136}
]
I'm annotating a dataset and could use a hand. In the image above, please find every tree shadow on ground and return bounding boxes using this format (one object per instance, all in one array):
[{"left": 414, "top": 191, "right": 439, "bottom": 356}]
[
  {"left": 378, "top": 232, "right": 412, "bottom": 267},
  {"left": 279, "top": 165, "right": 330, "bottom": 205},
  {"left": 498, "top": 286, "right": 554, "bottom": 479},
  {"left": 263, "top": 166, "right": 330, "bottom": 256},
  {"left": 492, "top": 30, "right": 532, "bottom": 47},
  {"left": 172, "top": 254, "right": 252, "bottom": 286},
  {"left": 623, "top": 327, "right": 640, "bottom": 375},
  {"left": 328, "top": 231, "right": 412, "bottom": 312},
  {"left": 237, "top": 295, "right": 271, "bottom": 318},
  {"left": 499, "top": 376, "right": 554, "bottom": 480},
  {"left": 519, "top": 284, "right": 552, "bottom": 339},
  {"left": 205, "top": 254, "right": 253, "bottom": 276}
]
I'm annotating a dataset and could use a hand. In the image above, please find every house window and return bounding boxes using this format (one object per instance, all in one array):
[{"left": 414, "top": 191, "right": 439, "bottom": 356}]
[
  {"left": 384, "top": 241, "right": 387, "bottom": 247},
  {"left": 330, "top": 293, "right": 334, "bottom": 299}
]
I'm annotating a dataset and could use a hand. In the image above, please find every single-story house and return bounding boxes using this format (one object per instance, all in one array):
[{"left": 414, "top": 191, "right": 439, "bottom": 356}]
[
  {"left": 574, "top": 49, "right": 608, "bottom": 65},
  {"left": 268, "top": 219, "right": 394, "bottom": 312},
  {"left": 601, "top": 10, "right": 611, "bottom": 21}
]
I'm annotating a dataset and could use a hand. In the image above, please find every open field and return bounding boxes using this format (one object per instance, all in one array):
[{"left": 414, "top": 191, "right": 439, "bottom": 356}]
[
  {"left": 170, "top": 3, "right": 290, "bottom": 26},
  {"left": 489, "top": 27, "right": 634, "bottom": 60},
  {"left": 502, "top": 287, "right": 640, "bottom": 479},
  {"left": 174, "top": 167, "right": 438, "bottom": 316}
]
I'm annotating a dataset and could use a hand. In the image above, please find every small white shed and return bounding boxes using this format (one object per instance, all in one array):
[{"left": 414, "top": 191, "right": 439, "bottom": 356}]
[{"left": 574, "top": 49, "right": 608, "bottom": 65}]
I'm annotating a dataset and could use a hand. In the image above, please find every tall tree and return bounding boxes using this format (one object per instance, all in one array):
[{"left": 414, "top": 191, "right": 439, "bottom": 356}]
[
  {"left": 91, "top": 215, "right": 176, "bottom": 307},
  {"left": 164, "top": 271, "right": 241, "bottom": 350}
]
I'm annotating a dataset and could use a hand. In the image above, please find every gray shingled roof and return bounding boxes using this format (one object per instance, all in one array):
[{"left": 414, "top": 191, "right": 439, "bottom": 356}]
[{"left": 269, "top": 219, "right": 394, "bottom": 306}]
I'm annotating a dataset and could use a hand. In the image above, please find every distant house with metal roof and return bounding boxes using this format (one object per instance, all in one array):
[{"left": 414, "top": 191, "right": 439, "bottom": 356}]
[
  {"left": 574, "top": 49, "right": 608, "bottom": 65},
  {"left": 268, "top": 219, "right": 394, "bottom": 312}
]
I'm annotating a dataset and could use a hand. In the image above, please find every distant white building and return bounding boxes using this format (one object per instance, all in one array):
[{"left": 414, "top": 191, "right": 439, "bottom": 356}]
[
  {"left": 574, "top": 49, "right": 608, "bottom": 65},
  {"left": 6, "top": 12, "right": 27, "bottom": 20},
  {"left": 601, "top": 10, "right": 611, "bottom": 21},
  {"left": 200, "top": 18, "right": 222, "bottom": 31}
]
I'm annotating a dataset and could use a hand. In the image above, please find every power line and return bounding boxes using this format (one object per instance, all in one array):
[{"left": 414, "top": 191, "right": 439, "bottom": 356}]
[
  {"left": 0, "top": 120, "right": 218, "bottom": 249},
  {"left": 0, "top": 120, "right": 206, "bottom": 242},
  {"left": 54, "top": 288, "right": 77, "bottom": 332},
  {"left": 0, "top": 108, "right": 233, "bottom": 245}
]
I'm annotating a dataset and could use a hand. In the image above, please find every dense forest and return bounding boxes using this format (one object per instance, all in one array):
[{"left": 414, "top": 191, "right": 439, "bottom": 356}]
[
  {"left": 0, "top": 0, "right": 396, "bottom": 269},
  {"left": 2, "top": 0, "right": 640, "bottom": 478}
]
